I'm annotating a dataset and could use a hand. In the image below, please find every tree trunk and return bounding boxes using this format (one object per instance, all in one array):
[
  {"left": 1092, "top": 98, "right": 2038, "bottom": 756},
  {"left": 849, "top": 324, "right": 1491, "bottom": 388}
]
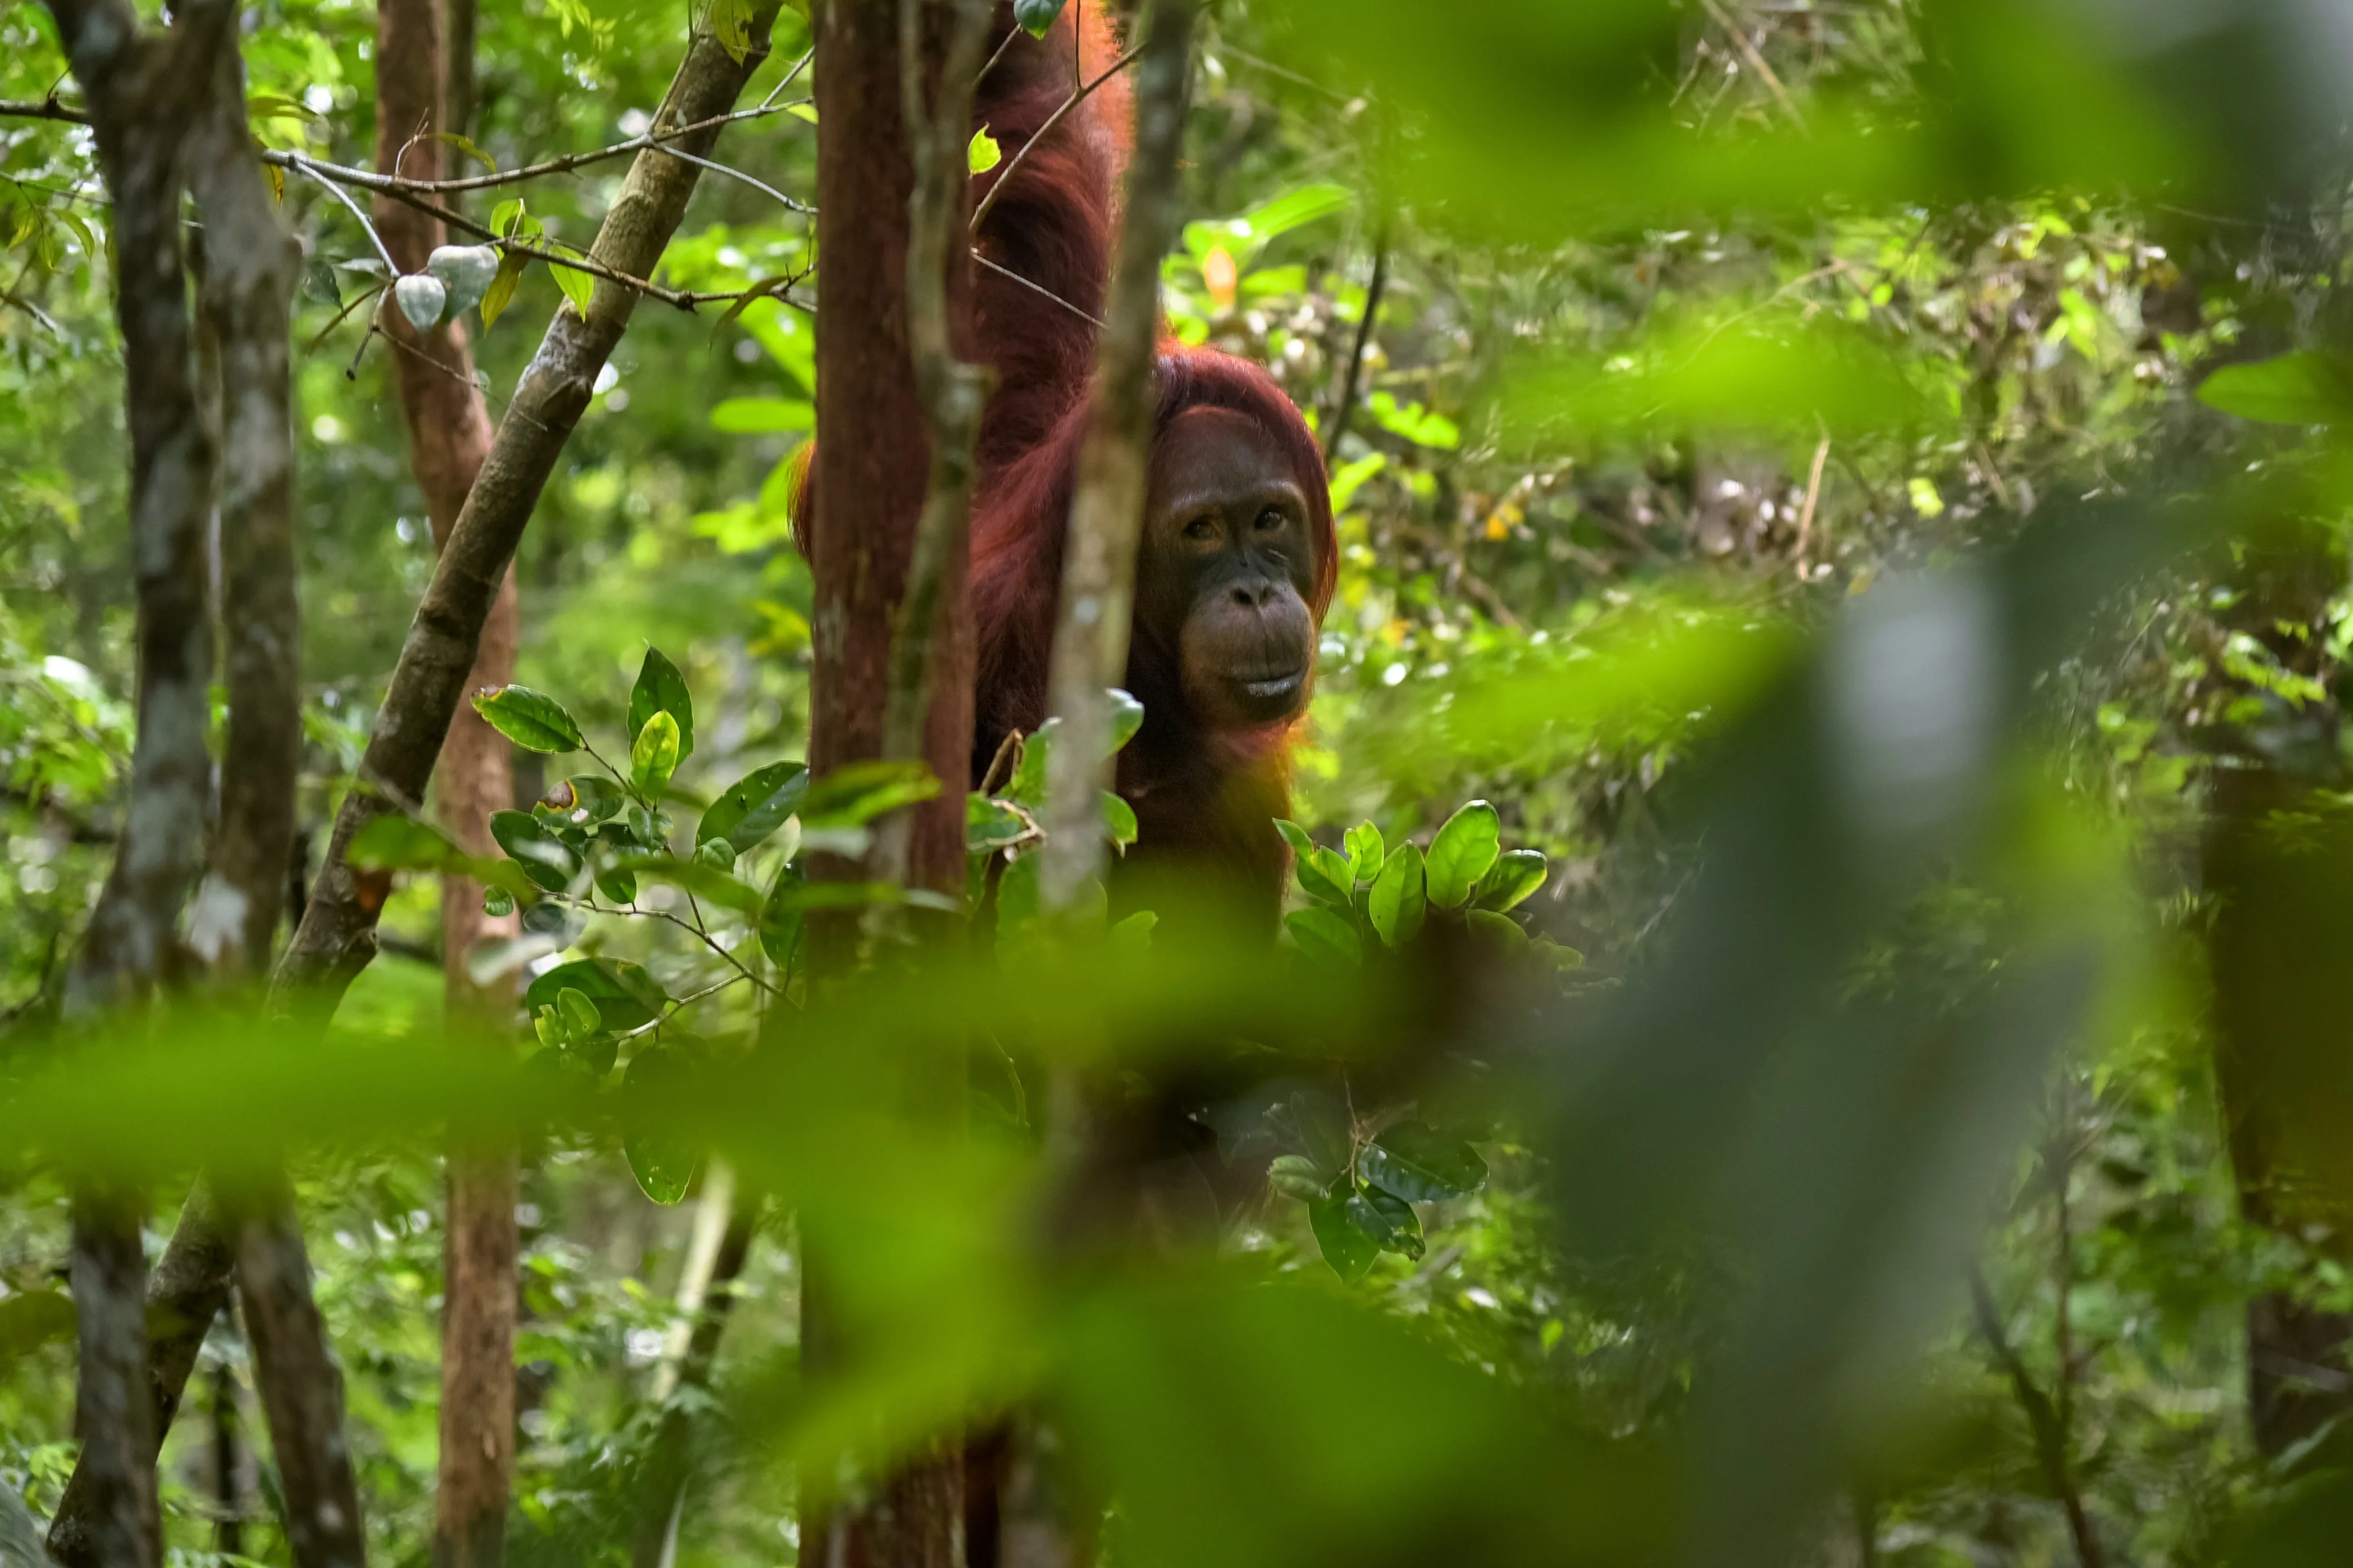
[
  {"left": 800, "top": 2, "right": 980, "bottom": 1562},
  {"left": 371, "top": 0, "right": 522, "bottom": 1559}
]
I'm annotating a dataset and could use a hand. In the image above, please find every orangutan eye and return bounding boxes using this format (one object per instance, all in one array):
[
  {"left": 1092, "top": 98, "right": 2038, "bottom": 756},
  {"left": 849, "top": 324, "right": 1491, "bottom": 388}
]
[
  {"left": 1254, "top": 507, "right": 1285, "bottom": 532},
  {"left": 1182, "top": 516, "right": 1217, "bottom": 541}
]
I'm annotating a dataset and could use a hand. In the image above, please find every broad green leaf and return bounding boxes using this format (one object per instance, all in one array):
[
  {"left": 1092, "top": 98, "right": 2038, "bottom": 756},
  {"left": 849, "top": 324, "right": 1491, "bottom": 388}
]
[
  {"left": 1309, "top": 1194, "right": 1378, "bottom": 1282},
  {"left": 710, "top": 396, "right": 815, "bottom": 433},
  {"left": 698, "top": 761, "right": 808, "bottom": 851},
  {"left": 1345, "top": 1184, "right": 1425, "bottom": 1259},
  {"left": 1008, "top": 720, "right": 1057, "bottom": 807},
  {"left": 1285, "top": 906, "right": 1361, "bottom": 968},
  {"left": 709, "top": 0, "right": 754, "bottom": 64},
  {"left": 1298, "top": 845, "right": 1355, "bottom": 908},
  {"left": 2196, "top": 350, "right": 2353, "bottom": 426},
  {"left": 1274, "top": 818, "right": 1315, "bottom": 858},
  {"left": 1466, "top": 909, "right": 1529, "bottom": 950},
  {"left": 1108, "top": 688, "right": 1146, "bottom": 752},
  {"left": 628, "top": 648, "right": 696, "bottom": 759},
  {"left": 563, "top": 775, "right": 628, "bottom": 824},
  {"left": 1360, "top": 1122, "right": 1487, "bottom": 1202},
  {"left": 1268, "top": 1154, "right": 1326, "bottom": 1202},
  {"left": 483, "top": 886, "right": 516, "bottom": 917},
  {"left": 1289, "top": 1088, "right": 1352, "bottom": 1178},
  {"left": 1344, "top": 822, "right": 1385, "bottom": 884},
  {"left": 1239, "top": 183, "right": 1352, "bottom": 246},
  {"left": 1474, "top": 849, "right": 1549, "bottom": 912},
  {"left": 1368, "top": 842, "right": 1428, "bottom": 947},
  {"left": 969, "top": 125, "right": 1002, "bottom": 174},
  {"left": 347, "top": 815, "right": 462, "bottom": 872},
  {"left": 524, "top": 959, "right": 667, "bottom": 1032},
  {"left": 550, "top": 249, "right": 593, "bottom": 315},
  {"left": 622, "top": 1044, "right": 698, "bottom": 1204},
  {"left": 471, "top": 685, "right": 582, "bottom": 752},
  {"left": 596, "top": 865, "right": 638, "bottom": 904},
  {"left": 1425, "top": 800, "right": 1501, "bottom": 908},
  {"left": 802, "top": 759, "right": 941, "bottom": 828},
  {"left": 1103, "top": 791, "right": 1138, "bottom": 851},
  {"left": 489, "top": 809, "right": 580, "bottom": 892},
  {"left": 480, "top": 249, "right": 527, "bottom": 329},
  {"left": 1012, "top": 0, "right": 1066, "bottom": 37},
  {"left": 632, "top": 711, "right": 682, "bottom": 799},
  {"left": 1109, "top": 910, "right": 1157, "bottom": 951},
  {"left": 696, "top": 837, "right": 735, "bottom": 869}
]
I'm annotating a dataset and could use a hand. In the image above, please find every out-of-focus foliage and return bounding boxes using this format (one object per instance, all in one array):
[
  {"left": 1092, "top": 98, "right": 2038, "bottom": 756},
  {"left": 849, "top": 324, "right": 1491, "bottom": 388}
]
[{"left": 19, "top": 1, "right": 2353, "bottom": 1566}]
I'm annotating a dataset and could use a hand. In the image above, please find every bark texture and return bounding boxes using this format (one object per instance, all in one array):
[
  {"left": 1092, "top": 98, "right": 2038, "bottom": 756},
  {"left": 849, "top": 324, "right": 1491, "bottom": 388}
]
[
  {"left": 66, "top": 1190, "right": 163, "bottom": 1568},
  {"left": 235, "top": 1182, "right": 370, "bottom": 1568},
  {"left": 372, "top": 0, "right": 522, "bottom": 1557},
  {"left": 1037, "top": 0, "right": 1196, "bottom": 911}
]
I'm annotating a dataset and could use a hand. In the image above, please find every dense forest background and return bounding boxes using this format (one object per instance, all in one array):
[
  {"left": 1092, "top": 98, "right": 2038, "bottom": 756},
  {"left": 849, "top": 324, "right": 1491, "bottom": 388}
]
[{"left": 10, "top": 1, "right": 2353, "bottom": 1565}]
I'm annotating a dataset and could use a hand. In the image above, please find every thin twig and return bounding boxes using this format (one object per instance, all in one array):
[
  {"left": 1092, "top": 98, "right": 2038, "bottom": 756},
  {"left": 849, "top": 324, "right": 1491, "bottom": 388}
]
[
  {"left": 971, "top": 249, "right": 1103, "bottom": 327},
  {"left": 1967, "top": 1265, "right": 2108, "bottom": 1568},
  {"left": 968, "top": 36, "right": 1146, "bottom": 232},
  {"left": 282, "top": 153, "right": 399, "bottom": 273},
  {"left": 650, "top": 141, "right": 811, "bottom": 213},
  {"left": 760, "top": 47, "right": 814, "bottom": 109},
  {"left": 1321, "top": 234, "right": 1387, "bottom": 461},
  {"left": 1695, "top": 0, "right": 1805, "bottom": 132},
  {"left": 1792, "top": 433, "right": 1829, "bottom": 564}
]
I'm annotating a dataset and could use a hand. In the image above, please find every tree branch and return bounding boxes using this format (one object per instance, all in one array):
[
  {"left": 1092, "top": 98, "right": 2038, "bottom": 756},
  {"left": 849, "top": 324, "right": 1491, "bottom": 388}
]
[
  {"left": 1038, "top": 0, "right": 1198, "bottom": 914},
  {"left": 1967, "top": 1265, "right": 2108, "bottom": 1568},
  {"left": 967, "top": 35, "right": 1146, "bottom": 233},
  {"left": 1319, "top": 232, "right": 1386, "bottom": 463}
]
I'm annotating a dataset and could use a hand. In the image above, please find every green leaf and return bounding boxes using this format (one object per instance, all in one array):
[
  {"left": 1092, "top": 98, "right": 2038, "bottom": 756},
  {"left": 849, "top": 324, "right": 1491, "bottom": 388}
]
[
  {"left": 2196, "top": 350, "right": 2353, "bottom": 426},
  {"left": 632, "top": 711, "right": 682, "bottom": 799},
  {"left": 489, "top": 809, "right": 580, "bottom": 892},
  {"left": 628, "top": 648, "right": 696, "bottom": 760},
  {"left": 555, "top": 986, "right": 602, "bottom": 1040},
  {"left": 1008, "top": 722, "right": 1058, "bottom": 808},
  {"left": 1289, "top": 1089, "right": 1352, "bottom": 1178},
  {"left": 561, "top": 775, "right": 628, "bottom": 824},
  {"left": 550, "top": 249, "right": 593, "bottom": 315},
  {"left": 710, "top": 396, "right": 815, "bottom": 433},
  {"left": 524, "top": 959, "right": 667, "bottom": 1032},
  {"left": 968, "top": 125, "right": 1002, "bottom": 175},
  {"left": 483, "top": 885, "right": 516, "bottom": 917},
  {"left": 1367, "top": 842, "right": 1428, "bottom": 948},
  {"left": 596, "top": 865, "right": 638, "bottom": 904},
  {"left": 1345, "top": 1183, "right": 1425, "bottom": 1259},
  {"left": 471, "top": 685, "right": 583, "bottom": 752},
  {"left": 1297, "top": 844, "right": 1355, "bottom": 908},
  {"left": 1102, "top": 791, "right": 1138, "bottom": 851},
  {"left": 1107, "top": 688, "right": 1146, "bottom": 752},
  {"left": 698, "top": 761, "right": 808, "bottom": 851},
  {"left": 480, "top": 249, "right": 528, "bottom": 329},
  {"left": 1360, "top": 1121, "right": 1487, "bottom": 1203},
  {"left": 1474, "top": 849, "right": 1549, "bottom": 912},
  {"left": 347, "top": 814, "right": 462, "bottom": 872},
  {"left": 1344, "top": 822, "right": 1385, "bottom": 884},
  {"left": 696, "top": 837, "right": 735, "bottom": 869},
  {"left": 802, "top": 760, "right": 941, "bottom": 828},
  {"left": 1308, "top": 1193, "right": 1378, "bottom": 1282},
  {"left": 1531, "top": 936, "right": 1586, "bottom": 971},
  {"left": 967, "top": 793, "right": 1037, "bottom": 854},
  {"left": 1238, "top": 182, "right": 1352, "bottom": 246},
  {"left": 1274, "top": 818, "right": 1315, "bottom": 858},
  {"left": 430, "top": 131, "right": 498, "bottom": 174},
  {"left": 1109, "top": 909, "right": 1156, "bottom": 951},
  {"left": 1466, "top": 909, "right": 1530, "bottom": 950},
  {"left": 1285, "top": 906, "right": 1362, "bottom": 968},
  {"left": 708, "top": 0, "right": 754, "bottom": 64},
  {"left": 1268, "top": 1154, "right": 1326, "bottom": 1202},
  {"left": 622, "top": 1045, "right": 698, "bottom": 1204},
  {"left": 1012, "top": 0, "right": 1066, "bottom": 38},
  {"left": 1425, "top": 800, "right": 1501, "bottom": 908},
  {"left": 786, "top": 103, "right": 818, "bottom": 125}
]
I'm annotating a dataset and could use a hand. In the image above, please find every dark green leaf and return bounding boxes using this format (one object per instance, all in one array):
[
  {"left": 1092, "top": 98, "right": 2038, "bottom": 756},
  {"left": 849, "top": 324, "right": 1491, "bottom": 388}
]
[
  {"left": 1107, "top": 688, "right": 1145, "bottom": 752},
  {"left": 1289, "top": 1089, "right": 1352, "bottom": 1178},
  {"left": 1345, "top": 1184, "right": 1425, "bottom": 1259},
  {"left": 1013, "top": 0, "right": 1066, "bottom": 38},
  {"left": 490, "top": 809, "right": 580, "bottom": 892},
  {"left": 1426, "top": 800, "right": 1501, "bottom": 908},
  {"left": 628, "top": 647, "right": 696, "bottom": 760},
  {"left": 1465, "top": 909, "right": 1529, "bottom": 950},
  {"left": 1103, "top": 791, "right": 1138, "bottom": 851},
  {"left": 698, "top": 761, "right": 808, "bottom": 850},
  {"left": 967, "top": 793, "right": 1037, "bottom": 853},
  {"left": 1268, "top": 1153, "right": 1326, "bottom": 1202},
  {"left": 524, "top": 959, "right": 667, "bottom": 1033},
  {"left": 471, "top": 684, "right": 582, "bottom": 752},
  {"left": 1309, "top": 1194, "right": 1378, "bottom": 1282},
  {"left": 1360, "top": 1121, "right": 1488, "bottom": 1202},
  {"left": 760, "top": 861, "right": 806, "bottom": 971}
]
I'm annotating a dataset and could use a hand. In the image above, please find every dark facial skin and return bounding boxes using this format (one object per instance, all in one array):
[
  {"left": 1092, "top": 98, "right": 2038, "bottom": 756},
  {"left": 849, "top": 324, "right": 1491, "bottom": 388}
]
[{"left": 1139, "top": 407, "right": 1321, "bottom": 732}]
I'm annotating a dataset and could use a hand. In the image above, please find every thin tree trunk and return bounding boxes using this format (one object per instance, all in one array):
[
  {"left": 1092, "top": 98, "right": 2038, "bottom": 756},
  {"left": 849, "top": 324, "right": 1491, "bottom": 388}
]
[
  {"left": 233, "top": 1178, "right": 370, "bottom": 1568},
  {"left": 38, "top": 2, "right": 231, "bottom": 1564},
  {"left": 371, "top": 0, "right": 522, "bottom": 1558},
  {"left": 41, "top": 9, "right": 791, "bottom": 1554},
  {"left": 1036, "top": 0, "right": 1195, "bottom": 912},
  {"left": 800, "top": 1, "right": 982, "bottom": 1561}
]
